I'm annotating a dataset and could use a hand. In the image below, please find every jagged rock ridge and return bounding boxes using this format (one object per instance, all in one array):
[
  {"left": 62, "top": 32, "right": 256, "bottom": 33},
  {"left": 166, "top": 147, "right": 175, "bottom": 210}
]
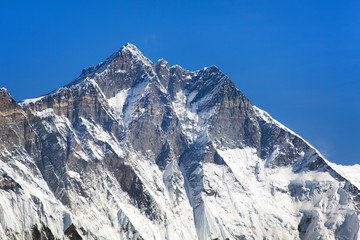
[{"left": 0, "top": 44, "right": 359, "bottom": 240}]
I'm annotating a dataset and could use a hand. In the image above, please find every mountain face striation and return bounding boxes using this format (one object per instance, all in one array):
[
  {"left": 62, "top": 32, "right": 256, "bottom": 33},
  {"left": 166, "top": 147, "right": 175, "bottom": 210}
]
[{"left": 0, "top": 44, "right": 359, "bottom": 240}]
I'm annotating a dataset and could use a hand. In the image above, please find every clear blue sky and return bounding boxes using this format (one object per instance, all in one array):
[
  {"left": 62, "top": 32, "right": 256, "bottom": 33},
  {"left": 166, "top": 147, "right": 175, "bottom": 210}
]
[{"left": 1, "top": 1, "right": 359, "bottom": 165}]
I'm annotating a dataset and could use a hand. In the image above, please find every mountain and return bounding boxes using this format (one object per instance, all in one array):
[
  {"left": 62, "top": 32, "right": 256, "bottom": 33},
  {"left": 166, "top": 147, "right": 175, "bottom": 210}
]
[{"left": 0, "top": 43, "right": 359, "bottom": 240}]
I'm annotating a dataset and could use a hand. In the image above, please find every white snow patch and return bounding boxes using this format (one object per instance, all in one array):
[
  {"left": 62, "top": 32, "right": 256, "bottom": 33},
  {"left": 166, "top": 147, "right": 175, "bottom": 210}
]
[
  {"left": 35, "top": 108, "right": 55, "bottom": 118},
  {"left": 20, "top": 96, "right": 45, "bottom": 106},
  {"left": 80, "top": 117, "right": 124, "bottom": 158},
  {"left": 326, "top": 163, "right": 360, "bottom": 190},
  {"left": 108, "top": 88, "right": 130, "bottom": 118},
  {"left": 115, "top": 69, "right": 127, "bottom": 74},
  {"left": 172, "top": 90, "right": 215, "bottom": 144},
  {"left": 122, "top": 81, "right": 149, "bottom": 127},
  {"left": 67, "top": 171, "right": 81, "bottom": 181}
]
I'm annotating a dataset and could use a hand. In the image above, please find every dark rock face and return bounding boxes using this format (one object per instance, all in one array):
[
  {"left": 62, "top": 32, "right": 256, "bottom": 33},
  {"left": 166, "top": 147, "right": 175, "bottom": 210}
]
[
  {"left": 0, "top": 89, "right": 30, "bottom": 149},
  {"left": 0, "top": 44, "right": 359, "bottom": 240},
  {"left": 257, "top": 113, "right": 310, "bottom": 168},
  {"left": 0, "top": 89, "right": 17, "bottom": 112},
  {"left": 32, "top": 224, "right": 56, "bottom": 240},
  {"left": 0, "top": 174, "right": 21, "bottom": 192}
]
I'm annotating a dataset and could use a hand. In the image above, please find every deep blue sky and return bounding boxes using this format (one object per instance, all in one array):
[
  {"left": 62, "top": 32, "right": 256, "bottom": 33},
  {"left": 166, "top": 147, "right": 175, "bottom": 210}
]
[{"left": 1, "top": 1, "right": 359, "bottom": 165}]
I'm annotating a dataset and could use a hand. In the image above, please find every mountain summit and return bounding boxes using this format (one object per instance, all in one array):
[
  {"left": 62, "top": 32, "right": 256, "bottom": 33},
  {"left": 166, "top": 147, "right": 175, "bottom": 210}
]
[{"left": 0, "top": 44, "right": 359, "bottom": 240}]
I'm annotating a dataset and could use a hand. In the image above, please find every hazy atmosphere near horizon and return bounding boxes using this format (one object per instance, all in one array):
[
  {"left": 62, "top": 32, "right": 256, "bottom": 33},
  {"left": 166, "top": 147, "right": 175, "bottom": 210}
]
[{"left": 0, "top": 1, "right": 359, "bottom": 165}]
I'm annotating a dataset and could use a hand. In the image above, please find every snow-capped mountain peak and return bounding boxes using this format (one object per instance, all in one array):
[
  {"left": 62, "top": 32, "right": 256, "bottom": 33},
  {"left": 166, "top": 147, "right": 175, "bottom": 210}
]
[
  {"left": 0, "top": 43, "right": 359, "bottom": 240},
  {"left": 121, "top": 43, "right": 149, "bottom": 60}
]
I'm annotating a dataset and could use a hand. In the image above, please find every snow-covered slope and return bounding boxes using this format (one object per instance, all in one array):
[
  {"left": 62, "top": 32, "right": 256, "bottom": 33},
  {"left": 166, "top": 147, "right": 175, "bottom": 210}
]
[
  {"left": 0, "top": 43, "right": 359, "bottom": 240},
  {"left": 326, "top": 163, "right": 360, "bottom": 190}
]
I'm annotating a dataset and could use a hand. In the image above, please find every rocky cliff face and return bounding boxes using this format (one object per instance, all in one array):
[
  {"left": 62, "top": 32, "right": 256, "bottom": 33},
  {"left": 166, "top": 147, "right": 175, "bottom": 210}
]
[{"left": 0, "top": 44, "right": 359, "bottom": 240}]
